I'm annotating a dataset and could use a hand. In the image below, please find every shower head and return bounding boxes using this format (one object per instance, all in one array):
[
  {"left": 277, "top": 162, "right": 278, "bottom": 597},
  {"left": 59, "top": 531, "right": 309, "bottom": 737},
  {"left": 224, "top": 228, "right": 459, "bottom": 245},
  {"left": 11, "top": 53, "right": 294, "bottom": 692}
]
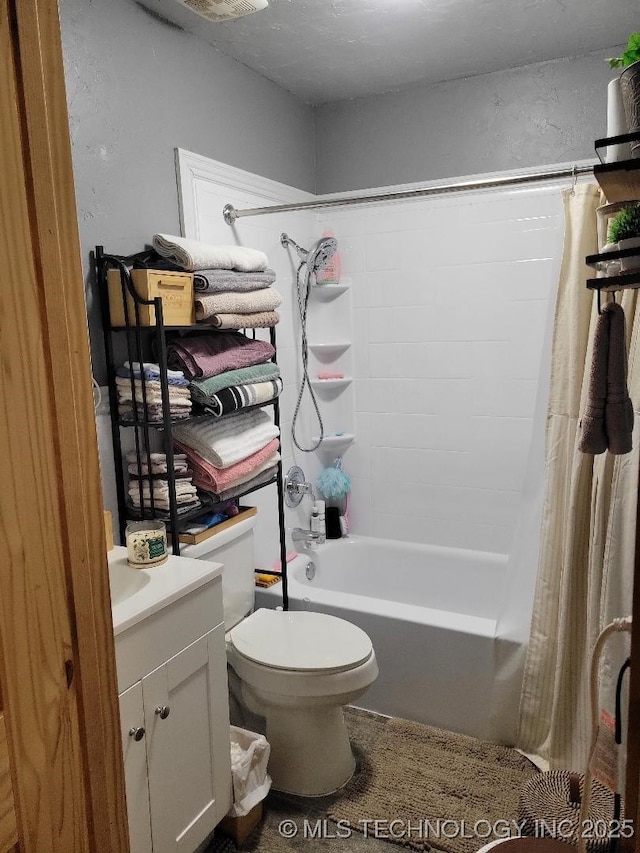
[
  {"left": 280, "top": 233, "right": 338, "bottom": 273},
  {"left": 309, "top": 236, "right": 338, "bottom": 273}
]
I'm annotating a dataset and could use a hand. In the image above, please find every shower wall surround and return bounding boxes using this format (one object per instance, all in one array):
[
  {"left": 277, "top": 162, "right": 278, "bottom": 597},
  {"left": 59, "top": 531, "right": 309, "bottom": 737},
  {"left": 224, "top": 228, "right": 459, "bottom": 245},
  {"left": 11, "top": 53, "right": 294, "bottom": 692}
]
[
  {"left": 317, "top": 185, "right": 565, "bottom": 554},
  {"left": 177, "top": 154, "right": 567, "bottom": 561}
]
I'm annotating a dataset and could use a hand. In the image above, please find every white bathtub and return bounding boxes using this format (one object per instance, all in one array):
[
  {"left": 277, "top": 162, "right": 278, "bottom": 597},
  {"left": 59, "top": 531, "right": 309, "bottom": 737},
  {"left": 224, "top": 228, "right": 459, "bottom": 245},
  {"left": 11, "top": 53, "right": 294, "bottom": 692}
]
[{"left": 256, "top": 535, "right": 520, "bottom": 741}]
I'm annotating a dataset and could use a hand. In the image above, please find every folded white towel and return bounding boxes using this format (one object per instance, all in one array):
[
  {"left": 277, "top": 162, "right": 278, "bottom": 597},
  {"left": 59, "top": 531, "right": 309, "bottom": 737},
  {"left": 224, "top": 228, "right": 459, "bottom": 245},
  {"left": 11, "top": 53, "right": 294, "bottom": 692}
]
[
  {"left": 153, "top": 233, "right": 268, "bottom": 273},
  {"left": 172, "top": 410, "right": 279, "bottom": 469}
]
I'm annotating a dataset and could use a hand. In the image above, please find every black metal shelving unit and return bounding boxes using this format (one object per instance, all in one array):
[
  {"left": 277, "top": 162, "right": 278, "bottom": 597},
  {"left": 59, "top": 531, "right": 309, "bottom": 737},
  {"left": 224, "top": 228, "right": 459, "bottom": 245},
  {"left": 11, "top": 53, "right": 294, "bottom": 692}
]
[
  {"left": 585, "top": 132, "right": 640, "bottom": 828},
  {"left": 587, "top": 133, "right": 640, "bottom": 298},
  {"left": 95, "top": 245, "right": 289, "bottom": 608}
]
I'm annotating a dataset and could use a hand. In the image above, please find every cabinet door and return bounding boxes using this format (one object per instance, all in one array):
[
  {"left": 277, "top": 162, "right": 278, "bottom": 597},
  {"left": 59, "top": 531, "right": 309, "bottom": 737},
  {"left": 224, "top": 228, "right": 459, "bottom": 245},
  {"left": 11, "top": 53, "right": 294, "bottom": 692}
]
[
  {"left": 143, "top": 626, "right": 232, "bottom": 853},
  {"left": 119, "top": 682, "right": 153, "bottom": 853}
]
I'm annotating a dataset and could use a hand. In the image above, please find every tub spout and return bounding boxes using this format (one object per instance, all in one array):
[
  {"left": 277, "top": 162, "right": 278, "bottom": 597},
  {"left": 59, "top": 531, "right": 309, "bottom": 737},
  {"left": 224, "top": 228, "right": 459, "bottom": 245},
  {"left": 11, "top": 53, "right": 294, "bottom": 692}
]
[{"left": 292, "top": 527, "right": 324, "bottom": 548}]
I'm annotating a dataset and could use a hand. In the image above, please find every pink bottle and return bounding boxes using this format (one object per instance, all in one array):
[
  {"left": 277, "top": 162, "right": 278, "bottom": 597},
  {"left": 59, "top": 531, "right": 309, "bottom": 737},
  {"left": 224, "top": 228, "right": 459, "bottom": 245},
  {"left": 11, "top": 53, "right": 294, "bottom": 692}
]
[{"left": 315, "top": 229, "right": 341, "bottom": 284}]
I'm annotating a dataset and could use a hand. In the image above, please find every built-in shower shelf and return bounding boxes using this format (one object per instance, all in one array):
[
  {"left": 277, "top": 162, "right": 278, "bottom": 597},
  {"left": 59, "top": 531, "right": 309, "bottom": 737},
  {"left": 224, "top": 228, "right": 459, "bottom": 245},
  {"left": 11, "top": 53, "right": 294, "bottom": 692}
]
[
  {"left": 312, "top": 433, "right": 355, "bottom": 454},
  {"left": 309, "top": 342, "right": 351, "bottom": 358},
  {"left": 310, "top": 281, "right": 350, "bottom": 299},
  {"left": 310, "top": 377, "right": 352, "bottom": 390}
]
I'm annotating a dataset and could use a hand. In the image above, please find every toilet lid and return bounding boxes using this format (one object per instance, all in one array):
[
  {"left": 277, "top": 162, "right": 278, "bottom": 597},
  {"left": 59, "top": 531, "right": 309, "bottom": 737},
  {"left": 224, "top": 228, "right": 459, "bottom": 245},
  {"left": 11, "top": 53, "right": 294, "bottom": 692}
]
[{"left": 229, "top": 608, "right": 373, "bottom": 672}]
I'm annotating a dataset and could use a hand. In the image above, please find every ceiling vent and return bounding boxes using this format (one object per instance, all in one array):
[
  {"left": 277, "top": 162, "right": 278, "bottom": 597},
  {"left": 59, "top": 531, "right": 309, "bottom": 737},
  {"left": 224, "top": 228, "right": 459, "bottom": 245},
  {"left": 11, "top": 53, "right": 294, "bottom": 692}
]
[{"left": 178, "top": 0, "right": 268, "bottom": 21}]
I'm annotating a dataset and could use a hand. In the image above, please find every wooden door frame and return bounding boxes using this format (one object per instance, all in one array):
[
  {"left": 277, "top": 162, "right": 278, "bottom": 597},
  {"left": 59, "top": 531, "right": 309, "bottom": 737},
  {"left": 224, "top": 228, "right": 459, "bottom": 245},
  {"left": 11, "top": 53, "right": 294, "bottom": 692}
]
[{"left": 0, "top": 0, "right": 129, "bottom": 850}]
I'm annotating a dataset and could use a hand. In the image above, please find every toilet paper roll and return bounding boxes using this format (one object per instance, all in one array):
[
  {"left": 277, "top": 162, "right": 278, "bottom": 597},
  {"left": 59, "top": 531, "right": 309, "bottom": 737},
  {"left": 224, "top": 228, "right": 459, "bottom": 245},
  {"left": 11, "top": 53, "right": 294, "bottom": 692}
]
[{"left": 606, "top": 78, "right": 632, "bottom": 163}]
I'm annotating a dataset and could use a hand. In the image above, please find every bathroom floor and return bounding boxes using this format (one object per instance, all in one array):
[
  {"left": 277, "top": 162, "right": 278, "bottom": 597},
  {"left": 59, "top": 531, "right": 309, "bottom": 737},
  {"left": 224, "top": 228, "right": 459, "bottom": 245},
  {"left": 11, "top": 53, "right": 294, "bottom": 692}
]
[
  {"left": 206, "top": 707, "right": 392, "bottom": 853},
  {"left": 205, "top": 707, "right": 538, "bottom": 853}
]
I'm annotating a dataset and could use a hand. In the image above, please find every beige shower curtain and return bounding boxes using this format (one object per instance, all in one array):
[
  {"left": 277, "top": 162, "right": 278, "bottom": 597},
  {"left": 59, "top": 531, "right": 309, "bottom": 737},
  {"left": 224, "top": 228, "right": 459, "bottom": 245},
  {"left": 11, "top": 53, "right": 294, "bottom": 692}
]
[{"left": 518, "top": 183, "right": 636, "bottom": 771}]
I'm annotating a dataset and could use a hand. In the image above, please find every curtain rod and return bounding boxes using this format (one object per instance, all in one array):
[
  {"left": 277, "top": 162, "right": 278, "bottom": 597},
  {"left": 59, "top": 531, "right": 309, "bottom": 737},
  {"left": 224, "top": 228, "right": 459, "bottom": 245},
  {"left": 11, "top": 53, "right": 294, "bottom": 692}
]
[{"left": 222, "top": 163, "right": 595, "bottom": 224}]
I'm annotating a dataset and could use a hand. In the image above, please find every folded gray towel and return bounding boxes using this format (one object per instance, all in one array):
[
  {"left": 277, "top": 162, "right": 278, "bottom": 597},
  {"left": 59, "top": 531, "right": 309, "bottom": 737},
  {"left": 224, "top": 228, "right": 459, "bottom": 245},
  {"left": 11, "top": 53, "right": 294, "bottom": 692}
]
[
  {"left": 604, "top": 301, "right": 634, "bottom": 455},
  {"left": 194, "top": 268, "right": 276, "bottom": 293}
]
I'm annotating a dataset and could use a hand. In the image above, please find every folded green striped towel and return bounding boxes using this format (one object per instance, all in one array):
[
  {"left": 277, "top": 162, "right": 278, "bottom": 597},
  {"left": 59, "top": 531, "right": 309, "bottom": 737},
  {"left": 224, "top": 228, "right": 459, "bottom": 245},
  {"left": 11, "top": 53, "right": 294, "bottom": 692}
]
[{"left": 190, "top": 362, "right": 280, "bottom": 401}]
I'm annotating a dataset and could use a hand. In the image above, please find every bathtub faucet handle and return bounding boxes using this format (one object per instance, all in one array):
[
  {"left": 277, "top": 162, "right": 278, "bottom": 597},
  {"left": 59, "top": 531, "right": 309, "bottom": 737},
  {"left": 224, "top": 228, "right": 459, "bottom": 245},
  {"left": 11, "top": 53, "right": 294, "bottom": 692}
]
[{"left": 284, "top": 465, "right": 315, "bottom": 507}]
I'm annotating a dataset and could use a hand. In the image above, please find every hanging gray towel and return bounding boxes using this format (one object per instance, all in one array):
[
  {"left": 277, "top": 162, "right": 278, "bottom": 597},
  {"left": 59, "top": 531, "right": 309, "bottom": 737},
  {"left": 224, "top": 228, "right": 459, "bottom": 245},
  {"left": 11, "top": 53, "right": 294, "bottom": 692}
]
[
  {"left": 604, "top": 301, "right": 634, "bottom": 455},
  {"left": 579, "top": 301, "right": 634, "bottom": 455},
  {"left": 579, "top": 307, "right": 609, "bottom": 455}
]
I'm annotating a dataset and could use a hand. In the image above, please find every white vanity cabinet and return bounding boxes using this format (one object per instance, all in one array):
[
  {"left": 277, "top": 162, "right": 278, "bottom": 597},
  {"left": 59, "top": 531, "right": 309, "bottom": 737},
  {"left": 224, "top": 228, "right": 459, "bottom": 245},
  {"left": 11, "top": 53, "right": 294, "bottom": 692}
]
[{"left": 110, "top": 547, "right": 232, "bottom": 853}]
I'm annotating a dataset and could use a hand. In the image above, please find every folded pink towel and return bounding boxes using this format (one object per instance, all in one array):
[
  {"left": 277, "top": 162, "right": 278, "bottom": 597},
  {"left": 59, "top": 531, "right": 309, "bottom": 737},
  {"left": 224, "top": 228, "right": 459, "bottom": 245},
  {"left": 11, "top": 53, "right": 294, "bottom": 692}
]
[{"left": 173, "top": 437, "right": 280, "bottom": 493}]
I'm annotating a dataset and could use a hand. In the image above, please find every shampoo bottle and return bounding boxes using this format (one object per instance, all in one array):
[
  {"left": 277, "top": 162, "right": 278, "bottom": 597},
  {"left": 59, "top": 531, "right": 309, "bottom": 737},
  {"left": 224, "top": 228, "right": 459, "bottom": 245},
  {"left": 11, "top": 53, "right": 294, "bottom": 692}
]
[
  {"left": 315, "top": 229, "right": 341, "bottom": 284},
  {"left": 311, "top": 501, "right": 326, "bottom": 542}
]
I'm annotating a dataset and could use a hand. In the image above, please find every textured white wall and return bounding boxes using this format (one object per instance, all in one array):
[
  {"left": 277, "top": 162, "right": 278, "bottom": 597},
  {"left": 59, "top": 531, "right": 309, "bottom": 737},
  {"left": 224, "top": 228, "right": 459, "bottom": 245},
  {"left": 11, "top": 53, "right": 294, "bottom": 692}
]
[{"left": 316, "top": 182, "right": 565, "bottom": 554}]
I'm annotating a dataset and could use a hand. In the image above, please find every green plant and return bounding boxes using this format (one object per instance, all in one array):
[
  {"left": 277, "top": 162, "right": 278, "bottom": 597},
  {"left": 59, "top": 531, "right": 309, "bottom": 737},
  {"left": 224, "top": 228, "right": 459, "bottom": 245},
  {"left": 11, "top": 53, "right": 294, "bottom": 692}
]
[
  {"left": 608, "top": 203, "right": 640, "bottom": 243},
  {"left": 609, "top": 33, "right": 640, "bottom": 69}
]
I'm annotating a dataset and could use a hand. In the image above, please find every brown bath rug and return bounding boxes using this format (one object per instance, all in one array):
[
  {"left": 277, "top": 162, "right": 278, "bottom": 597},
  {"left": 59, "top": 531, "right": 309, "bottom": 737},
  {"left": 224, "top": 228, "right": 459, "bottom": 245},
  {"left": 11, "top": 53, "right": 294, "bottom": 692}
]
[{"left": 327, "top": 710, "right": 540, "bottom": 853}]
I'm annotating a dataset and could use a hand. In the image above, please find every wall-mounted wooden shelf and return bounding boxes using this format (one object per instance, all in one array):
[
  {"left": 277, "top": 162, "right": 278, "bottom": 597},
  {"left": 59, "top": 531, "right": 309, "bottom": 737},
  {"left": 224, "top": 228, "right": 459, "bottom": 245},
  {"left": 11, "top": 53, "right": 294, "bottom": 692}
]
[{"left": 593, "top": 132, "right": 640, "bottom": 203}]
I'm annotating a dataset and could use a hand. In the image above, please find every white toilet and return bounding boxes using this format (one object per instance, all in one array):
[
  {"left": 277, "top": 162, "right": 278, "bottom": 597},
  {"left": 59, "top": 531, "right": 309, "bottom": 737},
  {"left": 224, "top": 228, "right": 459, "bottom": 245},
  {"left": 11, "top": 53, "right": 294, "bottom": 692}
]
[{"left": 181, "top": 514, "right": 378, "bottom": 797}]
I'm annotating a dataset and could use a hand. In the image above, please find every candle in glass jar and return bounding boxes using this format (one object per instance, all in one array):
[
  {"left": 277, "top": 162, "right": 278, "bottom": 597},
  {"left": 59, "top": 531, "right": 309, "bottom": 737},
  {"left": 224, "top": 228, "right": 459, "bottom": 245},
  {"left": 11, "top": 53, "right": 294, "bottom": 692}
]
[{"left": 126, "top": 520, "right": 168, "bottom": 568}]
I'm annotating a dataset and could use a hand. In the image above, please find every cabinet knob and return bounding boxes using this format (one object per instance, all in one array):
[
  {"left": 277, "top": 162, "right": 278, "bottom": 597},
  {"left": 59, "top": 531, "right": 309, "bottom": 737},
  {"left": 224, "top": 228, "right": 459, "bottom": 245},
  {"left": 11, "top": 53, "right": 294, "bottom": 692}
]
[
  {"left": 155, "top": 705, "right": 170, "bottom": 720},
  {"left": 129, "top": 726, "right": 145, "bottom": 742}
]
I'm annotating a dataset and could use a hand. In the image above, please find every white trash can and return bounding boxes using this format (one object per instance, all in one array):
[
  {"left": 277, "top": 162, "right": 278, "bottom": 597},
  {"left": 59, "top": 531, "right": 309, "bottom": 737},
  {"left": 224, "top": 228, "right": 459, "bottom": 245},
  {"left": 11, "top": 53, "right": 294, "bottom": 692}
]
[
  {"left": 228, "top": 725, "right": 272, "bottom": 818},
  {"left": 220, "top": 727, "right": 272, "bottom": 845}
]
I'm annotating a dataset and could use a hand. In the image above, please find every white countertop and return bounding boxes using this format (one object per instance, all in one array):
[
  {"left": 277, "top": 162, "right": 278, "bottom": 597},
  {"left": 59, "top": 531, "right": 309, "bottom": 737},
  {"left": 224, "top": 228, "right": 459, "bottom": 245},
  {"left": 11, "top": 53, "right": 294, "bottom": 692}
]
[{"left": 108, "top": 546, "right": 223, "bottom": 636}]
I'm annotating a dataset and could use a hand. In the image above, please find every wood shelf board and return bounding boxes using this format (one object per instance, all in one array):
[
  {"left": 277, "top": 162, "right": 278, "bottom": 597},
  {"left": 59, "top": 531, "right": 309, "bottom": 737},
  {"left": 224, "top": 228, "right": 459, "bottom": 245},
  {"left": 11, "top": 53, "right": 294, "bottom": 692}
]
[
  {"left": 171, "top": 506, "right": 257, "bottom": 545},
  {"left": 594, "top": 160, "right": 640, "bottom": 204}
]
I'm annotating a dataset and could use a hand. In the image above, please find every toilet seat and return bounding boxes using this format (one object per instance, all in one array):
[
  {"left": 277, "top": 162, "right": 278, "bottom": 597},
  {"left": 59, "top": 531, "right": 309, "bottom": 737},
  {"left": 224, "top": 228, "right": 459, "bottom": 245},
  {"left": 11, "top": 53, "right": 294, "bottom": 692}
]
[{"left": 229, "top": 608, "right": 373, "bottom": 673}]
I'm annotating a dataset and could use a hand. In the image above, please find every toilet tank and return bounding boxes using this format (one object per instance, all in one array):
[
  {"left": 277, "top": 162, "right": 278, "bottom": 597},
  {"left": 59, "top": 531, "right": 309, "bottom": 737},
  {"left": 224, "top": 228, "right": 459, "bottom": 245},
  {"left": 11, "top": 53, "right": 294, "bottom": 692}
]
[{"left": 179, "top": 515, "right": 256, "bottom": 630}]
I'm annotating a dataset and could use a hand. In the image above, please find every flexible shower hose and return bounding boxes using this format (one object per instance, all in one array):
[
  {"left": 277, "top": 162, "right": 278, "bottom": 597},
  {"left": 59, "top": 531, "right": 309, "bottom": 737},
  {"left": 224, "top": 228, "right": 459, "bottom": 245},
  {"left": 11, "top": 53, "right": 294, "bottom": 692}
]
[{"left": 291, "top": 260, "right": 324, "bottom": 452}]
